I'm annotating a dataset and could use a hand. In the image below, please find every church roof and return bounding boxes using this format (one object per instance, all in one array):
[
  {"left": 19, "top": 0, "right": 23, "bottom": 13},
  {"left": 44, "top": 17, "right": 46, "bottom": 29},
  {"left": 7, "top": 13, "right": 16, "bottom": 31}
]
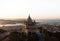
[{"left": 27, "top": 15, "right": 32, "bottom": 23}]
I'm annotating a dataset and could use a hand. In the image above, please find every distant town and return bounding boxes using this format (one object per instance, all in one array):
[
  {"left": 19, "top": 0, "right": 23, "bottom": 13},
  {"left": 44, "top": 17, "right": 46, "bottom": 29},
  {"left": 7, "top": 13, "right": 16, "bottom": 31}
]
[{"left": 0, "top": 15, "right": 60, "bottom": 41}]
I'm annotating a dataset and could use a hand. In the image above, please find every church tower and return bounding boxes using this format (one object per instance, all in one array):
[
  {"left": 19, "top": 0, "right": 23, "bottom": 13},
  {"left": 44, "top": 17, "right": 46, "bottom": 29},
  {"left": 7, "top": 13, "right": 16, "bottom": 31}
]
[
  {"left": 26, "top": 15, "right": 36, "bottom": 28},
  {"left": 27, "top": 15, "right": 32, "bottom": 24}
]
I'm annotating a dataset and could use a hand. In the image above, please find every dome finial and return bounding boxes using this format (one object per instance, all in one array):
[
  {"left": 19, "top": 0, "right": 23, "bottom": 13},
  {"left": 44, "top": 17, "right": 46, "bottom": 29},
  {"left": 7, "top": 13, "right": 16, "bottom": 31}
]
[{"left": 29, "top": 14, "right": 30, "bottom": 16}]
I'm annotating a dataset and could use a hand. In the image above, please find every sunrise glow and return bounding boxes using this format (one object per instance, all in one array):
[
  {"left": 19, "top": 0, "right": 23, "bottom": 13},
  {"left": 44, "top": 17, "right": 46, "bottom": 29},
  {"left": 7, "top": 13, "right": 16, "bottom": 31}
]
[{"left": 0, "top": 0, "right": 60, "bottom": 19}]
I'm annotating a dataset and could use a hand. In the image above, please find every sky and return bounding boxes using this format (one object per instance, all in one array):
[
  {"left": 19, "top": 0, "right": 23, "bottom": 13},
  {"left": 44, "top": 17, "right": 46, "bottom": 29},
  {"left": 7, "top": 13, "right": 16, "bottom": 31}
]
[{"left": 0, "top": 0, "right": 60, "bottom": 19}]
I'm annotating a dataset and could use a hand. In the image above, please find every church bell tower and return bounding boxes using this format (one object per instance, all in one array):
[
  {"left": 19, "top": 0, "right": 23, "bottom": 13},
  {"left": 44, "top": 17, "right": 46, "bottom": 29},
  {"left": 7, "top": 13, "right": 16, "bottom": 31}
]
[{"left": 26, "top": 15, "right": 36, "bottom": 28}]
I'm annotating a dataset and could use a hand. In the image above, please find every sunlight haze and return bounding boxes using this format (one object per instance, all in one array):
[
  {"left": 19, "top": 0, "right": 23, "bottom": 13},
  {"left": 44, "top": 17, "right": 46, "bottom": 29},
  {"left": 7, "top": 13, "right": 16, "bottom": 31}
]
[{"left": 0, "top": 0, "right": 60, "bottom": 19}]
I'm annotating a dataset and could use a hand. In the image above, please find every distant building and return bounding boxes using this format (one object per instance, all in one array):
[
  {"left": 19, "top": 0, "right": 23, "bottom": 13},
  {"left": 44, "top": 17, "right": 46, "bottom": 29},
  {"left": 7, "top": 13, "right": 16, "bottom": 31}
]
[
  {"left": 25, "top": 15, "right": 43, "bottom": 32},
  {"left": 26, "top": 15, "right": 36, "bottom": 28}
]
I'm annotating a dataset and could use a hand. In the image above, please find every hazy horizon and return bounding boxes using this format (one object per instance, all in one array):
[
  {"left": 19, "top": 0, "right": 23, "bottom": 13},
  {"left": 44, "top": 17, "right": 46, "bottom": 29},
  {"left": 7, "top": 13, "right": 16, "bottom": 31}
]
[{"left": 0, "top": 0, "right": 60, "bottom": 19}]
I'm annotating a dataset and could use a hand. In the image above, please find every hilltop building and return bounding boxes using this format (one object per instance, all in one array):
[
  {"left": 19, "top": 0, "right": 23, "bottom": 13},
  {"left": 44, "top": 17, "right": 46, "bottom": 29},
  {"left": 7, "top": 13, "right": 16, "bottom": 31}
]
[
  {"left": 25, "top": 15, "right": 42, "bottom": 32},
  {"left": 26, "top": 15, "right": 36, "bottom": 28}
]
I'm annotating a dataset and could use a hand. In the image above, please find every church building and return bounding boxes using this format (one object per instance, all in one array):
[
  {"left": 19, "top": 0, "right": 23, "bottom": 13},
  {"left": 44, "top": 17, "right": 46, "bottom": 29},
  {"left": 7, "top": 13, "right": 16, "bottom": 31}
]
[
  {"left": 25, "top": 15, "right": 42, "bottom": 32},
  {"left": 26, "top": 15, "right": 36, "bottom": 28}
]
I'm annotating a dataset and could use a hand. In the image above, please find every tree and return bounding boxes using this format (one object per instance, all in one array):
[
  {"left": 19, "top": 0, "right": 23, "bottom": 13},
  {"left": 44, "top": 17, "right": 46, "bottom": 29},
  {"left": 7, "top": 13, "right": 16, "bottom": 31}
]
[
  {"left": 27, "top": 32, "right": 39, "bottom": 41},
  {"left": 8, "top": 32, "right": 27, "bottom": 41},
  {"left": 8, "top": 32, "right": 21, "bottom": 41},
  {"left": 0, "top": 29, "right": 6, "bottom": 33}
]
